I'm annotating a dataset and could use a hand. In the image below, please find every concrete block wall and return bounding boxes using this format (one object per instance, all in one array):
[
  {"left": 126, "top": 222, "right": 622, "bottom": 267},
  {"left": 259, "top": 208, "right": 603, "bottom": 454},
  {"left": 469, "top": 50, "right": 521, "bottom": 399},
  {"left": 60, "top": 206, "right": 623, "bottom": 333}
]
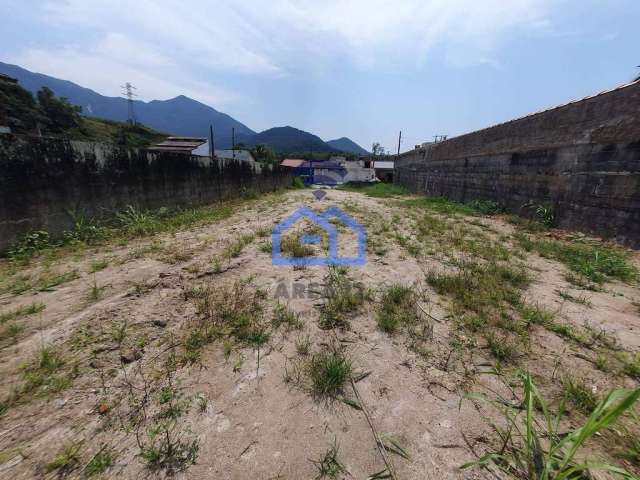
[
  {"left": 395, "top": 81, "right": 640, "bottom": 246},
  {"left": 0, "top": 134, "right": 292, "bottom": 252}
]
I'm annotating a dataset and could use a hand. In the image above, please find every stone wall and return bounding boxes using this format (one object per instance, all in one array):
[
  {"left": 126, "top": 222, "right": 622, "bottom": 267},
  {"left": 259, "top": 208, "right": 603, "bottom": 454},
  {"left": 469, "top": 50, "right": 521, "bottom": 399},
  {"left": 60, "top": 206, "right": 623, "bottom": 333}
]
[
  {"left": 0, "top": 134, "right": 292, "bottom": 252},
  {"left": 396, "top": 81, "right": 640, "bottom": 247}
]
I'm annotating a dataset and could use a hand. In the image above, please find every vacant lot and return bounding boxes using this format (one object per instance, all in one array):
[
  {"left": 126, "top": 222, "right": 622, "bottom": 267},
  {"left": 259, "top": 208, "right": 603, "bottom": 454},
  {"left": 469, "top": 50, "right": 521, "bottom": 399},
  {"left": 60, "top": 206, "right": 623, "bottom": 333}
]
[{"left": 0, "top": 186, "right": 639, "bottom": 479}]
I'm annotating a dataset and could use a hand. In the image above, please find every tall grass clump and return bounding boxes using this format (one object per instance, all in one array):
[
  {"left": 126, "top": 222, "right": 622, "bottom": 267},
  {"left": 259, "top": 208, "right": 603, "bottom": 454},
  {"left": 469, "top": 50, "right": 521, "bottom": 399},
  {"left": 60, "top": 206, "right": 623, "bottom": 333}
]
[
  {"left": 319, "top": 267, "right": 368, "bottom": 329},
  {"left": 377, "top": 284, "right": 419, "bottom": 333},
  {"left": 463, "top": 371, "right": 640, "bottom": 480},
  {"left": 307, "top": 348, "right": 352, "bottom": 399}
]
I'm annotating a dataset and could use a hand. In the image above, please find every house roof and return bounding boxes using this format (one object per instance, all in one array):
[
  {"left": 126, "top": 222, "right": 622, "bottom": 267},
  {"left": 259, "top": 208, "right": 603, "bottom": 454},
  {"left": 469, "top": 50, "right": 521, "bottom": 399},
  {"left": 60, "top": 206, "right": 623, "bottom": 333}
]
[
  {"left": 281, "top": 159, "right": 305, "bottom": 168},
  {"left": 149, "top": 137, "right": 207, "bottom": 153}
]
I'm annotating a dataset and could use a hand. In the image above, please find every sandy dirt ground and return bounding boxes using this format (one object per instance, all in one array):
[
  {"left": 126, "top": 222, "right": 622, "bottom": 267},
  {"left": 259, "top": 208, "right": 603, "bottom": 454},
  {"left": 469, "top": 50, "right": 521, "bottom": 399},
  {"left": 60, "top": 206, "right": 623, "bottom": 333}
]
[{"left": 0, "top": 188, "right": 638, "bottom": 479}]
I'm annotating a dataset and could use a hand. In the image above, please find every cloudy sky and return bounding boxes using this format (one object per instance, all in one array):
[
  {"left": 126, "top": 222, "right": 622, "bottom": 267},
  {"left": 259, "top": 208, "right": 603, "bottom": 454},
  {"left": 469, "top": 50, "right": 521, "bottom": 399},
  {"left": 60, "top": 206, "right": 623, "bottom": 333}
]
[{"left": 1, "top": 0, "right": 638, "bottom": 150}]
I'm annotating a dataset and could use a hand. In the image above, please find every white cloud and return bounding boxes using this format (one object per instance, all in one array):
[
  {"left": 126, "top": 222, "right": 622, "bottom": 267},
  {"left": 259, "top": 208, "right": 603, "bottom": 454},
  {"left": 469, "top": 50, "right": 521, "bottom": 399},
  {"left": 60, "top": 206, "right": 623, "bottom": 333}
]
[
  {"left": 12, "top": 45, "right": 243, "bottom": 107},
  {"left": 39, "top": 0, "right": 557, "bottom": 71},
  {"left": 8, "top": 0, "right": 559, "bottom": 106}
]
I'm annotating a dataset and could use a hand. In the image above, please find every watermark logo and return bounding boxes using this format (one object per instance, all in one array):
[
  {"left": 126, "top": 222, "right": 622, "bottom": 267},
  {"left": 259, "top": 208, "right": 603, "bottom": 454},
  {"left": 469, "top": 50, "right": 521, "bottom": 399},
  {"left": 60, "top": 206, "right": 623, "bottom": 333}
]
[
  {"left": 272, "top": 206, "right": 366, "bottom": 267},
  {"left": 312, "top": 190, "right": 327, "bottom": 201}
]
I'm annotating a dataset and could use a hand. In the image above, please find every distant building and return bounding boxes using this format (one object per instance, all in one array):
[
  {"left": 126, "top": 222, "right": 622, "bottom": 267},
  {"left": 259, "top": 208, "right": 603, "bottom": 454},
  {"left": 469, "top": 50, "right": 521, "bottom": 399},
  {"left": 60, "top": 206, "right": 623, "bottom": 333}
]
[
  {"left": 280, "top": 159, "right": 306, "bottom": 168},
  {"left": 281, "top": 157, "right": 375, "bottom": 185},
  {"left": 150, "top": 137, "right": 256, "bottom": 164},
  {"left": 372, "top": 160, "right": 394, "bottom": 182},
  {"left": 149, "top": 137, "right": 207, "bottom": 154}
]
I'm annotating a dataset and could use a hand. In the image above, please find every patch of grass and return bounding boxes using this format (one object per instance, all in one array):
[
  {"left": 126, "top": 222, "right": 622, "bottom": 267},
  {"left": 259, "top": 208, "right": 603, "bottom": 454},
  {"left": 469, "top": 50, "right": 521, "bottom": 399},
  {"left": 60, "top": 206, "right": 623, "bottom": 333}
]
[
  {"left": 463, "top": 371, "right": 640, "bottom": 479},
  {"left": 258, "top": 241, "right": 272, "bottom": 253},
  {"left": 295, "top": 335, "right": 311, "bottom": 356},
  {"left": 426, "top": 261, "right": 528, "bottom": 317},
  {"left": 562, "top": 375, "right": 599, "bottom": 415},
  {"left": 86, "top": 277, "right": 105, "bottom": 303},
  {"left": 224, "top": 233, "right": 255, "bottom": 259},
  {"left": 290, "top": 176, "right": 306, "bottom": 189},
  {"left": 7, "top": 274, "right": 32, "bottom": 295},
  {"left": 514, "top": 235, "right": 637, "bottom": 284},
  {"left": 307, "top": 349, "right": 352, "bottom": 399},
  {"left": 161, "top": 246, "right": 193, "bottom": 264},
  {"left": 280, "top": 234, "right": 313, "bottom": 258},
  {"left": 187, "top": 278, "right": 269, "bottom": 362},
  {"left": 85, "top": 448, "right": 115, "bottom": 477},
  {"left": 46, "top": 442, "right": 82, "bottom": 475},
  {"left": 116, "top": 205, "right": 160, "bottom": 236},
  {"left": 338, "top": 182, "right": 409, "bottom": 198},
  {"left": 319, "top": 267, "right": 368, "bottom": 329},
  {"left": 89, "top": 258, "right": 109, "bottom": 273},
  {"left": 310, "top": 442, "right": 347, "bottom": 479},
  {"left": 485, "top": 332, "right": 517, "bottom": 362},
  {"left": 22, "top": 345, "right": 71, "bottom": 396},
  {"left": 518, "top": 302, "right": 593, "bottom": 345},
  {"left": 617, "top": 435, "right": 640, "bottom": 466},
  {"left": 7, "top": 230, "right": 52, "bottom": 263},
  {"left": 1, "top": 323, "right": 24, "bottom": 343},
  {"left": 556, "top": 289, "right": 592, "bottom": 306},
  {"left": 110, "top": 320, "right": 128, "bottom": 345},
  {"left": 0, "top": 302, "right": 45, "bottom": 323},
  {"left": 272, "top": 303, "right": 303, "bottom": 331},
  {"left": 595, "top": 353, "right": 610, "bottom": 372},
  {"left": 518, "top": 302, "right": 554, "bottom": 326},
  {"left": 377, "top": 284, "right": 419, "bottom": 333},
  {"left": 618, "top": 352, "right": 640, "bottom": 380},
  {"left": 36, "top": 269, "right": 79, "bottom": 291},
  {"left": 509, "top": 215, "right": 549, "bottom": 233},
  {"left": 404, "top": 196, "right": 497, "bottom": 216}
]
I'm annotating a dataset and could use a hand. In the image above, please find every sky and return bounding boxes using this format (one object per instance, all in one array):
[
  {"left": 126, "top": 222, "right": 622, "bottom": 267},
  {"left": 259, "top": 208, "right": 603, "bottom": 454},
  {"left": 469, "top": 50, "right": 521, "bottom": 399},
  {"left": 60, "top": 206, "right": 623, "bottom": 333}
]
[{"left": 1, "top": 0, "right": 639, "bottom": 151}]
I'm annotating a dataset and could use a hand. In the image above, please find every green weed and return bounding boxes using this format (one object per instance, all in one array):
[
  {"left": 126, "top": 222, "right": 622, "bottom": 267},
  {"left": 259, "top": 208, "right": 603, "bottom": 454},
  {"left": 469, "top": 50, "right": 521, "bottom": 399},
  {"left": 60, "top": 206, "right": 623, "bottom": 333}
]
[
  {"left": 377, "top": 284, "right": 419, "bottom": 333},
  {"left": 310, "top": 442, "right": 347, "bottom": 479},
  {"left": 556, "top": 289, "right": 592, "bottom": 307},
  {"left": 463, "top": 371, "right": 640, "bottom": 479},
  {"left": 46, "top": 442, "right": 82, "bottom": 475},
  {"left": 307, "top": 349, "right": 352, "bottom": 399},
  {"left": 85, "top": 448, "right": 115, "bottom": 477},
  {"left": 562, "top": 375, "right": 598, "bottom": 415},
  {"left": 319, "top": 267, "right": 368, "bottom": 329},
  {"left": 21, "top": 346, "right": 72, "bottom": 396},
  {"left": 426, "top": 262, "right": 528, "bottom": 317},
  {"left": 0, "top": 302, "right": 45, "bottom": 323},
  {"left": 89, "top": 258, "right": 109, "bottom": 273},
  {"left": 514, "top": 235, "right": 637, "bottom": 284},
  {"left": 272, "top": 303, "right": 303, "bottom": 331}
]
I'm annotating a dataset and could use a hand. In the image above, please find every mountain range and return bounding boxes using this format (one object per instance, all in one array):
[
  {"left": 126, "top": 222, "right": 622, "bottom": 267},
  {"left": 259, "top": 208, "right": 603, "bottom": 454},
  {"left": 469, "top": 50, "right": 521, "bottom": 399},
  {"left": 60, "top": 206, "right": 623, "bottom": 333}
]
[{"left": 0, "top": 61, "right": 368, "bottom": 154}]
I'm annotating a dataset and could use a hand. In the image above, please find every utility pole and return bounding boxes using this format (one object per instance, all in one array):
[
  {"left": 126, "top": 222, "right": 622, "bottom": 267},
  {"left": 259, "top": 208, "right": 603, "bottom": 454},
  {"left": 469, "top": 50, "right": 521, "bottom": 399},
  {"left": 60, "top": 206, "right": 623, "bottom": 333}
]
[
  {"left": 209, "top": 124, "right": 215, "bottom": 158},
  {"left": 232, "top": 127, "right": 235, "bottom": 160},
  {"left": 397, "top": 130, "right": 402, "bottom": 157},
  {"left": 121, "top": 82, "right": 137, "bottom": 125}
]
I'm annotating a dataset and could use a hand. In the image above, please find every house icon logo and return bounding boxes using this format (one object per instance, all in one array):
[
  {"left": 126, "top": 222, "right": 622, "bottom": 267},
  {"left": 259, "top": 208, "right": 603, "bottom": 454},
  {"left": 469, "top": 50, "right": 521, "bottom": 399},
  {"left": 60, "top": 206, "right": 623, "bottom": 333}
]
[{"left": 272, "top": 206, "right": 366, "bottom": 266}]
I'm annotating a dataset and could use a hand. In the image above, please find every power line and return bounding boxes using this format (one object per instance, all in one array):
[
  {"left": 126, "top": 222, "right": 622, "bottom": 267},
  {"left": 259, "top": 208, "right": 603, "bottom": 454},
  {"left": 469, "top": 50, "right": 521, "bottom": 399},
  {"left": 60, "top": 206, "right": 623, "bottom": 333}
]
[{"left": 120, "top": 82, "right": 137, "bottom": 125}]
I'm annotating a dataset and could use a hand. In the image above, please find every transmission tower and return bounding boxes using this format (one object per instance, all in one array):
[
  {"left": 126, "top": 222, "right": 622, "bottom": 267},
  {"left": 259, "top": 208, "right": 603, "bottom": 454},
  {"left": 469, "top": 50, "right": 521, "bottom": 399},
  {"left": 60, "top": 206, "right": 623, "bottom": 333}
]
[{"left": 121, "top": 82, "right": 138, "bottom": 125}]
